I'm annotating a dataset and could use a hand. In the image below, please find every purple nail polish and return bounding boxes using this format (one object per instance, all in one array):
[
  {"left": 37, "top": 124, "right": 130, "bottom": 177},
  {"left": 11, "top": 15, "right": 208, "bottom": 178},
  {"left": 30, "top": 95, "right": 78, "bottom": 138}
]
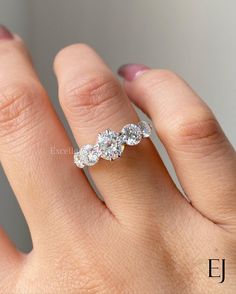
[
  {"left": 118, "top": 64, "right": 150, "bottom": 81},
  {"left": 0, "top": 25, "right": 13, "bottom": 40}
]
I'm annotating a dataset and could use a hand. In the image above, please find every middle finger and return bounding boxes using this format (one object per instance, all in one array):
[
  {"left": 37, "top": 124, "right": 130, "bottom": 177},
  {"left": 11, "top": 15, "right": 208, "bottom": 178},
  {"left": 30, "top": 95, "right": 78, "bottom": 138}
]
[{"left": 0, "top": 37, "right": 102, "bottom": 245}]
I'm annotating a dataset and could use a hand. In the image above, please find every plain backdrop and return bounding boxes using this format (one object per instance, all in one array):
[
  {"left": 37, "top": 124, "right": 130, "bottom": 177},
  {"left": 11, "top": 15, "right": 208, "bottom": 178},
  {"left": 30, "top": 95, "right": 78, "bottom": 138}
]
[{"left": 0, "top": 0, "right": 235, "bottom": 252}]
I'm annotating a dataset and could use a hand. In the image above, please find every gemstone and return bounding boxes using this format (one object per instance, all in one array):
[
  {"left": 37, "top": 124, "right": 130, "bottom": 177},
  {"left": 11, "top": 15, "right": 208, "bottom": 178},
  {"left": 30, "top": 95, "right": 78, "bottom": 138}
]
[
  {"left": 121, "top": 123, "right": 142, "bottom": 145},
  {"left": 97, "top": 129, "right": 124, "bottom": 160},
  {"left": 79, "top": 144, "right": 100, "bottom": 166},
  {"left": 74, "top": 151, "right": 85, "bottom": 168},
  {"left": 138, "top": 121, "right": 152, "bottom": 138}
]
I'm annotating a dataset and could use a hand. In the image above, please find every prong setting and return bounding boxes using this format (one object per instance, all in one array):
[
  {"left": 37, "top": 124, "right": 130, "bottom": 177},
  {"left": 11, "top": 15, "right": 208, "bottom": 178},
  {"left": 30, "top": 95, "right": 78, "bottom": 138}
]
[{"left": 74, "top": 121, "right": 152, "bottom": 168}]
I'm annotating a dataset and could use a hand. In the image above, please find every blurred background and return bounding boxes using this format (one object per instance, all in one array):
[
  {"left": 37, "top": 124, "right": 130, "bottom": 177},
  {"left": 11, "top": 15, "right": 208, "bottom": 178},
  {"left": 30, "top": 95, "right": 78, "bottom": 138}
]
[{"left": 0, "top": 0, "right": 235, "bottom": 252}]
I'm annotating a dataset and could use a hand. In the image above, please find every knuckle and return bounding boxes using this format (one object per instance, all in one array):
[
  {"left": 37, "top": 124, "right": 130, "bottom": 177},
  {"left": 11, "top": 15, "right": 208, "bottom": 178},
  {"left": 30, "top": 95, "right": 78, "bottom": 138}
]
[
  {"left": 61, "top": 73, "right": 122, "bottom": 114},
  {"left": 0, "top": 82, "right": 44, "bottom": 138},
  {"left": 167, "top": 112, "right": 225, "bottom": 153},
  {"left": 49, "top": 250, "right": 114, "bottom": 294}
]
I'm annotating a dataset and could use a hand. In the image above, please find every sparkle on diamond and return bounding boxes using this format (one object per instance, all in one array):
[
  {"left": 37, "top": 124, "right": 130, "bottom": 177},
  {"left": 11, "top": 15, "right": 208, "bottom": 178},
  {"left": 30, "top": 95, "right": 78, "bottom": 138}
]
[
  {"left": 79, "top": 144, "right": 100, "bottom": 166},
  {"left": 74, "top": 151, "right": 85, "bottom": 168},
  {"left": 97, "top": 129, "right": 124, "bottom": 161},
  {"left": 138, "top": 121, "right": 152, "bottom": 138},
  {"left": 121, "top": 123, "right": 142, "bottom": 146}
]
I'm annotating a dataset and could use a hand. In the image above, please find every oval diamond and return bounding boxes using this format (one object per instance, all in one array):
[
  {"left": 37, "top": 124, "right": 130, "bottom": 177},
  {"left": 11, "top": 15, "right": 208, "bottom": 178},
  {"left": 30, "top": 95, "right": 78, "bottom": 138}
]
[
  {"left": 79, "top": 144, "right": 100, "bottom": 166},
  {"left": 97, "top": 129, "right": 124, "bottom": 161},
  {"left": 121, "top": 123, "right": 142, "bottom": 146},
  {"left": 138, "top": 121, "right": 152, "bottom": 138}
]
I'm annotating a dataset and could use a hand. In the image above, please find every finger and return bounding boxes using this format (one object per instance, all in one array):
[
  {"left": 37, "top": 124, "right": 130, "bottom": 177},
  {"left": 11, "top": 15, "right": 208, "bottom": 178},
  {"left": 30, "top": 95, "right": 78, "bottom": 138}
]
[
  {"left": 54, "top": 44, "right": 187, "bottom": 223},
  {"left": 0, "top": 227, "right": 21, "bottom": 286},
  {"left": 119, "top": 65, "right": 236, "bottom": 228},
  {"left": 0, "top": 31, "right": 103, "bottom": 245}
]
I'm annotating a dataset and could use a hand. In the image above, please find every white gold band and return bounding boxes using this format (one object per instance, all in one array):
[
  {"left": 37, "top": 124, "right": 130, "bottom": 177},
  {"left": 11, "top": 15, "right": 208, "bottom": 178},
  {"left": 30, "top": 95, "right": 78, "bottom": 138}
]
[{"left": 74, "top": 121, "right": 152, "bottom": 168}]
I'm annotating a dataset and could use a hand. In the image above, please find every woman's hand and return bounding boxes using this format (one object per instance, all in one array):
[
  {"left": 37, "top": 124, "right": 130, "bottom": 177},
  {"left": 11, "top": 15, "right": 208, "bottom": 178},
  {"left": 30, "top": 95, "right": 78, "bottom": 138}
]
[{"left": 0, "top": 26, "right": 235, "bottom": 294}]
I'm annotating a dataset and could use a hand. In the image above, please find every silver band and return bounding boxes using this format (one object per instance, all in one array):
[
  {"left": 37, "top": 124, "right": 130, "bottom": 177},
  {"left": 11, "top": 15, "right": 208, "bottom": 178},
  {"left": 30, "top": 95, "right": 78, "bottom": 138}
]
[{"left": 74, "top": 121, "right": 152, "bottom": 168}]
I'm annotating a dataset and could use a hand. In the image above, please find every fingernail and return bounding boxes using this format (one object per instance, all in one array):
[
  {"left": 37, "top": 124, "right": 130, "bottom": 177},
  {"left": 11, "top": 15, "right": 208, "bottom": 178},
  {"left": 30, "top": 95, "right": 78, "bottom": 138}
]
[
  {"left": 118, "top": 64, "right": 150, "bottom": 81},
  {"left": 0, "top": 25, "right": 13, "bottom": 40}
]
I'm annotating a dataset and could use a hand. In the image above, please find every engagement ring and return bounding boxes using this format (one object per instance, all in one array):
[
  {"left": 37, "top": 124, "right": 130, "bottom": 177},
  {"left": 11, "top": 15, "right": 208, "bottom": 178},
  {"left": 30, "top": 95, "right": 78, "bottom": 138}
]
[{"left": 74, "top": 121, "right": 152, "bottom": 168}]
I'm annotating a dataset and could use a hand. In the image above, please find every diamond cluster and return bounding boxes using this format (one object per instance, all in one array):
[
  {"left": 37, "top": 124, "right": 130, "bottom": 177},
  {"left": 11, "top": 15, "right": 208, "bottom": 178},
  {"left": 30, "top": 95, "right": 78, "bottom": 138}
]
[{"left": 74, "top": 121, "right": 152, "bottom": 168}]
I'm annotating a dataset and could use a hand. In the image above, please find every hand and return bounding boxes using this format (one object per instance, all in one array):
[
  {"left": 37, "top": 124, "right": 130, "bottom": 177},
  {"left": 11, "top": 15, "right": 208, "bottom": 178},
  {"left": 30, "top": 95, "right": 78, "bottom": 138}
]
[{"left": 0, "top": 26, "right": 235, "bottom": 294}]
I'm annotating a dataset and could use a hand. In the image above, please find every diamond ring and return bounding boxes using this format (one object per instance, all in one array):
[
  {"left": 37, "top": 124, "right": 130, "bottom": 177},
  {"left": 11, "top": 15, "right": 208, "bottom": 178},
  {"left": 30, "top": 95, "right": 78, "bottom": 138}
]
[{"left": 74, "top": 121, "right": 152, "bottom": 168}]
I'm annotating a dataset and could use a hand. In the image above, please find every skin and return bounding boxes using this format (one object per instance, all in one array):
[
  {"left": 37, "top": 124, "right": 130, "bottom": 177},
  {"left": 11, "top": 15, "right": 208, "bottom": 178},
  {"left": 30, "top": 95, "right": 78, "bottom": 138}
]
[{"left": 0, "top": 33, "right": 235, "bottom": 294}]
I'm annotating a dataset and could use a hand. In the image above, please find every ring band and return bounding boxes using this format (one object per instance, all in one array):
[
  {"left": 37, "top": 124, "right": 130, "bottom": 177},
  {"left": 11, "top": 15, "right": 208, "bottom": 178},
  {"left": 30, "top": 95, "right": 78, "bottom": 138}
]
[{"left": 74, "top": 121, "right": 152, "bottom": 168}]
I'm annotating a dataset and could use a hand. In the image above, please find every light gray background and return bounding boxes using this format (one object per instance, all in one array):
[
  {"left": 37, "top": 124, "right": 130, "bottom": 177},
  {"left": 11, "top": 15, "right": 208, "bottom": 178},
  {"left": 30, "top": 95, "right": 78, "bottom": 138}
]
[{"left": 0, "top": 0, "right": 235, "bottom": 252}]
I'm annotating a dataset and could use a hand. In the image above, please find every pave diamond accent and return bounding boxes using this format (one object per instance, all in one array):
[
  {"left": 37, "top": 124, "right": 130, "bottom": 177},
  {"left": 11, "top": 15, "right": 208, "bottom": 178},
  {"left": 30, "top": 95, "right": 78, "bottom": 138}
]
[
  {"left": 74, "top": 121, "right": 152, "bottom": 168},
  {"left": 97, "top": 129, "right": 124, "bottom": 161},
  {"left": 79, "top": 144, "right": 100, "bottom": 166},
  {"left": 138, "top": 121, "right": 152, "bottom": 138},
  {"left": 121, "top": 123, "right": 142, "bottom": 146}
]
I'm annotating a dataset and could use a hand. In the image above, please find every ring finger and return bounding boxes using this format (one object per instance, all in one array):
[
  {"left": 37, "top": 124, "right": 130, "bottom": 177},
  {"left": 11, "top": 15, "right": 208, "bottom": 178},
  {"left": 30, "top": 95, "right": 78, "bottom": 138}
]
[{"left": 54, "top": 44, "right": 185, "bottom": 222}]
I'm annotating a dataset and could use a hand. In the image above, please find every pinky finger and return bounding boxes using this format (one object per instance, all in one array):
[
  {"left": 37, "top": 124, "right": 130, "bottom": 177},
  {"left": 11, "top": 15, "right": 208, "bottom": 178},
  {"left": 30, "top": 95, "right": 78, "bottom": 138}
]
[{"left": 119, "top": 65, "right": 236, "bottom": 230}]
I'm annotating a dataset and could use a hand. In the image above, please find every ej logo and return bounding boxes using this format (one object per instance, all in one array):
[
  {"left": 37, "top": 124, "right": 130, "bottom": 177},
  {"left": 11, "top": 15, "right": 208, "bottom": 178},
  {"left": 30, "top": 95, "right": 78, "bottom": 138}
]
[{"left": 208, "top": 259, "right": 225, "bottom": 283}]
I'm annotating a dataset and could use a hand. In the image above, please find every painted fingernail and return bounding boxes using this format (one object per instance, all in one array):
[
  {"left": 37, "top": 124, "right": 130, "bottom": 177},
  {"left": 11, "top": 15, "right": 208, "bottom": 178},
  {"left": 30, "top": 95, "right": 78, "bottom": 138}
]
[
  {"left": 118, "top": 64, "right": 150, "bottom": 81},
  {"left": 0, "top": 25, "right": 13, "bottom": 40}
]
